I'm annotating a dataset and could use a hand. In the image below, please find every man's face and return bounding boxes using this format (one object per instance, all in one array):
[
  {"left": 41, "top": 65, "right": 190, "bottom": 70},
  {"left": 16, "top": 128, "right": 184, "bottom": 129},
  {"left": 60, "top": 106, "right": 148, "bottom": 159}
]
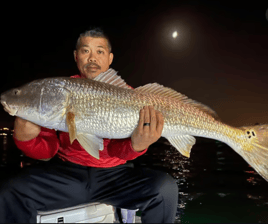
[{"left": 74, "top": 36, "right": 113, "bottom": 79}]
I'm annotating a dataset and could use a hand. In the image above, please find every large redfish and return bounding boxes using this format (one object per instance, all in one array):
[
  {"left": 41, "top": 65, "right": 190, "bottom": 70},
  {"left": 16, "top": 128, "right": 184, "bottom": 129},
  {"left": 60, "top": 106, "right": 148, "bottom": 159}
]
[{"left": 1, "top": 69, "right": 268, "bottom": 181}]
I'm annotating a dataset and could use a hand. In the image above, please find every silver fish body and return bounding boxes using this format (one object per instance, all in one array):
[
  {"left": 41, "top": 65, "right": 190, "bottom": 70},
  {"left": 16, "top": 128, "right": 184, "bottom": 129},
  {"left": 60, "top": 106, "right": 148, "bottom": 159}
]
[{"left": 1, "top": 69, "right": 268, "bottom": 181}]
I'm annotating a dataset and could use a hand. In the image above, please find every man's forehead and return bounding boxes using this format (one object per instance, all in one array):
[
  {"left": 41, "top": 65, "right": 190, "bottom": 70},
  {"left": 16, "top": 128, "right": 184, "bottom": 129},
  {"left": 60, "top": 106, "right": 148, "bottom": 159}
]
[{"left": 79, "top": 36, "right": 109, "bottom": 49}]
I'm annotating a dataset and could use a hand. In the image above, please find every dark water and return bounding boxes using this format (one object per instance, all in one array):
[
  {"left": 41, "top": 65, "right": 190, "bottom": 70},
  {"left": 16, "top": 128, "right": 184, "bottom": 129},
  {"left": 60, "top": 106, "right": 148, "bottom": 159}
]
[
  {"left": 1, "top": 133, "right": 268, "bottom": 223},
  {"left": 137, "top": 138, "right": 268, "bottom": 223}
]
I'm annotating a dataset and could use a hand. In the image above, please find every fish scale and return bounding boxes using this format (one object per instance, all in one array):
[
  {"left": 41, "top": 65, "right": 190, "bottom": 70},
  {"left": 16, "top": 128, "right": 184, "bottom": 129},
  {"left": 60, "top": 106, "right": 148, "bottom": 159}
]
[
  {"left": 70, "top": 79, "right": 232, "bottom": 142},
  {"left": 1, "top": 68, "right": 267, "bottom": 181}
]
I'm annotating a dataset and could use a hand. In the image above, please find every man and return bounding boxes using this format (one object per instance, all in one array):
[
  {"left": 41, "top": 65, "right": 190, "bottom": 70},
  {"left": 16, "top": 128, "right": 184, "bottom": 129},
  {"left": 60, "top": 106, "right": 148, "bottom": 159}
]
[{"left": 0, "top": 29, "right": 178, "bottom": 223}]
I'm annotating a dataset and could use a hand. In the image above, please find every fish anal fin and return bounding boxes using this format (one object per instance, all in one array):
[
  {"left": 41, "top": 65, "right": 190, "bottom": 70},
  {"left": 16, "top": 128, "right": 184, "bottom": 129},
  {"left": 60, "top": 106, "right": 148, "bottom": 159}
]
[
  {"left": 166, "top": 135, "right": 196, "bottom": 158},
  {"left": 93, "top": 68, "right": 132, "bottom": 89},
  {"left": 66, "top": 111, "right": 77, "bottom": 144},
  {"left": 77, "top": 133, "right": 104, "bottom": 160},
  {"left": 135, "top": 83, "right": 219, "bottom": 120}
]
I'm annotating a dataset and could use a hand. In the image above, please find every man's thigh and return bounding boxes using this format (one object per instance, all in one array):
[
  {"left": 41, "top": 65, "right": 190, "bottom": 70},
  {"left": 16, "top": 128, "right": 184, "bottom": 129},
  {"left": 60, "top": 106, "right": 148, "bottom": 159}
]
[
  {"left": 89, "top": 162, "right": 177, "bottom": 210},
  {"left": 0, "top": 157, "right": 90, "bottom": 212}
]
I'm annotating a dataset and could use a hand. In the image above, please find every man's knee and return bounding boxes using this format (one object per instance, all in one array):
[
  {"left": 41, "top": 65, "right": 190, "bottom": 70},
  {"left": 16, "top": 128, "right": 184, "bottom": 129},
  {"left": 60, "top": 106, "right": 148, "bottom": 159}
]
[
  {"left": 139, "top": 169, "right": 178, "bottom": 222},
  {"left": 0, "top": 173, "right": 29, "bottom": 195},
  {"left": 145, "top": 169, "right": 178, "bottom": 199},
  {"left": 0, "top": 177, "right": 17, "bottom": 195},
  {"left": 158, "top": 172, "right": 178, "bottom": 198}
]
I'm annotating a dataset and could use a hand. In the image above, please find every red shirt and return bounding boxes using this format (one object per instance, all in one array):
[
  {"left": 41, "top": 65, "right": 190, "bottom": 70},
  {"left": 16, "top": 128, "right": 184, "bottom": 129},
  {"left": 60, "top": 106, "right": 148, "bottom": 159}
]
[{"left": 13, "top": 74, "right": 147, "bottom": 168}]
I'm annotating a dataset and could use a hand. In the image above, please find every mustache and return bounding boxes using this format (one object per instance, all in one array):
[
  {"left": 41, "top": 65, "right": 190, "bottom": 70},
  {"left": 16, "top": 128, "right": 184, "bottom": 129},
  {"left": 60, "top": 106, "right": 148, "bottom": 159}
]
[{"left": 84, "top": 62, "right": 101, "bottom": 70}]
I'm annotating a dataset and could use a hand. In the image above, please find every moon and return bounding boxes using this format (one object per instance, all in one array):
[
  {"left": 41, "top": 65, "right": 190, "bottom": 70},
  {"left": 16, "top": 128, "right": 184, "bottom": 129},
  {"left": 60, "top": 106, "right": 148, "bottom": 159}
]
[{"left": 172, "top": 31, "right": 178, "bottom": 39}]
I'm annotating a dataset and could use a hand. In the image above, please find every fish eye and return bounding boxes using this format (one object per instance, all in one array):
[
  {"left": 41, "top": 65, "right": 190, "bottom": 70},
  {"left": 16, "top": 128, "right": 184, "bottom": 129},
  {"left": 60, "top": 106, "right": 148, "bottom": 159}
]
[{"left": 13, "top": 89, "right": 21, "bottom": 96}]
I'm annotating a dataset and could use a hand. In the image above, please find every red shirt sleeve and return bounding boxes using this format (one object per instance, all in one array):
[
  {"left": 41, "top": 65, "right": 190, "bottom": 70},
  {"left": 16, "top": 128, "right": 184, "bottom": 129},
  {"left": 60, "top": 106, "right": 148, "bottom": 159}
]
[
  {"left": 105, "top": 138, "right": 147, "bottom": 160},
  {"left": 13, "top": 127, "right": 60, "bottom": 160}
]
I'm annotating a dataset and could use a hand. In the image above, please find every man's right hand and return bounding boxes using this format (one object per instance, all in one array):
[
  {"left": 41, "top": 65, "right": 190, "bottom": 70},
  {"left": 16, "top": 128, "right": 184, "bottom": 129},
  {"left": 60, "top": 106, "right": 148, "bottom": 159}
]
[{"left": 14, "top": 117, "right": 41, "bottom": 141}]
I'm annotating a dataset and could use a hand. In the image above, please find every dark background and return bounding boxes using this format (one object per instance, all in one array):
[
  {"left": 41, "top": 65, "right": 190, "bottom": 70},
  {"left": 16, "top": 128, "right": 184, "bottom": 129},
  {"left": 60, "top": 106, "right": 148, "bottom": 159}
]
[
  {"left": 1, "top": 2, "right": 268, "bottom": 222},
  {"left": 2, "top": 0, "right": 268, "bottom": 127}
]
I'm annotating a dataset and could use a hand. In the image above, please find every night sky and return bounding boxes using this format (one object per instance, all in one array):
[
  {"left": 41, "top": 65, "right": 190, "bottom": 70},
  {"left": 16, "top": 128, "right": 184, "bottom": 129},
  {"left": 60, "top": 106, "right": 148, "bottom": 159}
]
[{"left": 2, "top": 0, "right": 268, "bottom": 127}]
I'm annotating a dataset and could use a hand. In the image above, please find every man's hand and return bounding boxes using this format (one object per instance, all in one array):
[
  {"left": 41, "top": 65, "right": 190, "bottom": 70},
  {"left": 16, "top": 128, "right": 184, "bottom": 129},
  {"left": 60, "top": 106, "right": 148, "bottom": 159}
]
[
  {"left": 14, "top": 117, "right": 41, "bottom": 141},
  {"left": 131, "top": 106, "right": 164, "bottom": 152}
]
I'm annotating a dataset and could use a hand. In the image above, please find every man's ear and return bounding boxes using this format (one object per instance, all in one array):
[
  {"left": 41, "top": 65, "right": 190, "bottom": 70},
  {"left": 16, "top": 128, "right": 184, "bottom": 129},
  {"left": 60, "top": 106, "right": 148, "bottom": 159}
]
[
  {"left": 109, "top": 53, "right": 114, "bottom": 66},
  {"left": 74, "top": 50, "right": 78, "bottom": 62}
]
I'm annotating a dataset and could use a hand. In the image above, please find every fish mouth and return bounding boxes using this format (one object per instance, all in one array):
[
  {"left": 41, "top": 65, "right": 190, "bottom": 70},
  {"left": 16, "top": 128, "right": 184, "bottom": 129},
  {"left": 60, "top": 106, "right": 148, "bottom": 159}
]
[{"left": 1, "top": 100, "right": 18, "bottom": 116}]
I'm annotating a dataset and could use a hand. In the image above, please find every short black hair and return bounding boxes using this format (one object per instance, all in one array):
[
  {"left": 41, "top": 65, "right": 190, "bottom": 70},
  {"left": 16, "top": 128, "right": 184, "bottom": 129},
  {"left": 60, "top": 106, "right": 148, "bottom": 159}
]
[{"left": 76, "top": 28, "right": 112, "bottom": 52}]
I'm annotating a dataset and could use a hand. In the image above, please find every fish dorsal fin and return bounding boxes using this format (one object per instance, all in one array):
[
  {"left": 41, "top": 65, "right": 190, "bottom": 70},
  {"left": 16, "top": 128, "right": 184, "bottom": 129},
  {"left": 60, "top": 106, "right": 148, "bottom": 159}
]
[
  {"left": 94, "top": 68, "right": 132, "bottom": 89},
  {"left": 166, "top": 135, "right": 196, "bottom": 158},
  {"left": 135, "top": 83, "right": 219, "bottom": 120},
  {"left": 77, "top": 133, "right": 104, "bottom": 160}
]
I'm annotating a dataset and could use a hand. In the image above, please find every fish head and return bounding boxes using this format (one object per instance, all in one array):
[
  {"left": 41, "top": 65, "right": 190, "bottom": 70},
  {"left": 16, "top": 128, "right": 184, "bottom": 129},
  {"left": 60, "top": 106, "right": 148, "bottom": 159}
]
[
  {"left": 1, "top": 78, "right": 70, "bottom": 128},
  {"left": 1, "top": 80, "right": 42, "bottom": 118}
]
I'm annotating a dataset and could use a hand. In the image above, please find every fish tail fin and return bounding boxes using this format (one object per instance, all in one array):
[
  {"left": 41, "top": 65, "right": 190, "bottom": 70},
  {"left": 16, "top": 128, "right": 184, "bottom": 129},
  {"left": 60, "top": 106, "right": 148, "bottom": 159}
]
[{"left": 238, "top": 124, "right": 268, "bottom": 181}]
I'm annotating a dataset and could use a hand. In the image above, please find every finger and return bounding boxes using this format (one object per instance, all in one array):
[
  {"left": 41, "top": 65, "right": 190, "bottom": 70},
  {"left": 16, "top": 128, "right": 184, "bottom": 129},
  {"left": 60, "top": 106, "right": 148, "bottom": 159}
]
[
  {"left": 149, "top": 106, "right": 156, "bottom": 132},
  {"left": 137, "top": 108, "right": 145, "bottom": 133},
  {"left": 156, "top": 111, "right": 164, "bottom": 134},
  {"left": 144, "top": 106, "right": 150, "bottom": 127}
]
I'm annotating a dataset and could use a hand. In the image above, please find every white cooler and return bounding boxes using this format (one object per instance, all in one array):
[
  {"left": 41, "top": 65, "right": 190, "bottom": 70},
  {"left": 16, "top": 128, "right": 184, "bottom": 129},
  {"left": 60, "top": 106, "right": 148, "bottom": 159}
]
[{"left": 36, "top": 202, "right": 116, "bottom": 223}]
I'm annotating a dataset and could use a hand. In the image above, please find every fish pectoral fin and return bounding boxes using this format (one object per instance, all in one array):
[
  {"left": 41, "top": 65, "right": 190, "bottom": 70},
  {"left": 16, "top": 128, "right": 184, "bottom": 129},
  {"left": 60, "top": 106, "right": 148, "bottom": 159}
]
[
  {"left": 66, "top": 111, "right": 77, "bottom": 144},
  {"left": 77, "top": 133, "right": 104, "bottom": 160},
  {"left": 166, "top": 135, "right": 196, "bottom": 158}
]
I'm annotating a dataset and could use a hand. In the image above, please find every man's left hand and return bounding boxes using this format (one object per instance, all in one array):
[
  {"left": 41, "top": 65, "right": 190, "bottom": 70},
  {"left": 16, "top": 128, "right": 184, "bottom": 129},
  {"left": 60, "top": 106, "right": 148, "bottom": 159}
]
[{"left": 131, "top": 106, "right": 164, "bottom": 152}]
